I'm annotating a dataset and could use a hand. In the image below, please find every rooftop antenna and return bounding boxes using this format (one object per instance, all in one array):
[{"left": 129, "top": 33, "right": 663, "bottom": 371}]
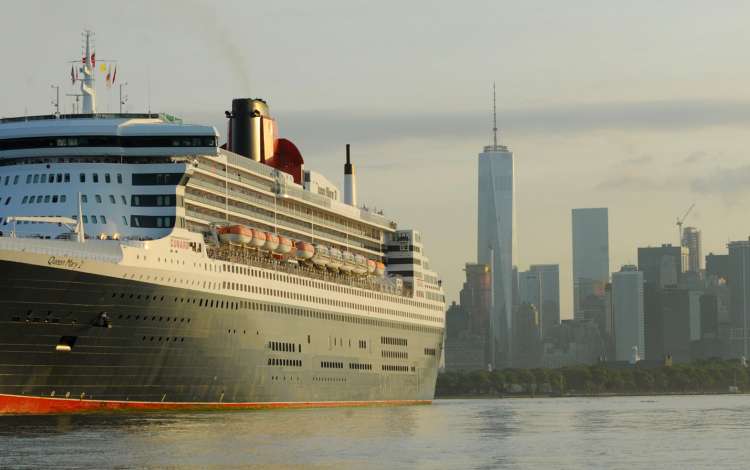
[{"left": 492, "top": 81, "right": 498, "bottom": 150}]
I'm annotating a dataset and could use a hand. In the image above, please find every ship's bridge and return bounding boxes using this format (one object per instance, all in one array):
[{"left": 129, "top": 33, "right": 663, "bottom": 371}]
[{"left": 0, "top": 113, "right": 219, "bottom": 161}]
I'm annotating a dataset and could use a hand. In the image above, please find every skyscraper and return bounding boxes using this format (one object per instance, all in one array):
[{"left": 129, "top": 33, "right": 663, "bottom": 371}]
[
  {"left": 728, "top": 240, "right": 750, "bottom": 356},
  {"left": 477, "top": 84, "right": 514, "bottom": 367},
  {"left": 612, "top": 265, "right": 645, "bottom": 361},
  {"left": 682, "top": 227, "right": 702, "bottom": 273},
  {"left": 637, "top": 244, "right": 688, "bottom": 288},
  {"left": 572, "top": 208, "right": 610, "bottom": 320},
  {"left": 518, "top": 264, "right": 560, "bottom": 336}
]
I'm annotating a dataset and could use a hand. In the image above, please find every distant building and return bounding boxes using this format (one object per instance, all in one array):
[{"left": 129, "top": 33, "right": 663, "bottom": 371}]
[
  {"left": 478, "top": 142, "right": 514, "bottom": 367},
  {"left": 519, "top": 265, "right": 561, "bottom": 336},
  {"left": 637, "top": 244, "right": 688, "bottom": 288},
  {"left": 512, "top": 303, "right": 542, "bottom": 368},
  {"left": 728, "top": 241, "right": 750, "bottom": 344},
  {"left": 445, "top": 264, "right": 493, "bottom": 371},
  {"left": 682, "top": 227, "right": 702, "bottom": 273},
  {"left": 541, "top": 319, "right": 606, "bottom": 368},
  {"left": 705, "top": 252, "right": 729, "bottom": 283},
  {"left": 572, "top": 208, "right": 609, "bottom": 320},
  {"left": 612, "top": 266, "right": 645, "bottom": 361},
  {"left": 644, "top": 287, "right": 701, "bottom": 363}
]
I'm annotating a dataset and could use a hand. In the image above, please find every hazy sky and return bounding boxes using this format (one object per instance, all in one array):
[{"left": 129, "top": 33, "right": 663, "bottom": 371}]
[{"left": 3, "top": 1, "right": 750, "bottom": 315}]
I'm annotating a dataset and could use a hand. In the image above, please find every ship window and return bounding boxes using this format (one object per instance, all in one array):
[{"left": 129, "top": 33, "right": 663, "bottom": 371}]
[
  {"left": 95, "top": 194, "right": 102, "bottom": 203},
  {"left": 80, "top": 173, "right": 86, "bottom": 183},
  {"left": 117, "top": 174, "right": 123, "bottom": 184},
  {"left": 48, "top": 174, "right": 54, "bottom": 183},
  {"left": 105, "top": 173, "right": 111, "bottom": 183},
  {"left": 56, "top": 173, "right": 62, "bottom": 183},
  {"left": 33, "top": 175, "right": 39, "bottom": 184},
  {"left": 122, "top": 216, "right": 128, "bottom": 226},
  {"left": 2, "top": 176, "right": 7, "bottom": 185},
  {"left": 109, "top": 195, "right": 115, "bottom": 204},
  {"left": 44, "top": 195, "right": 50, "bottom": 203},
  {"left": 21, "top": 196, "right": 27, "bottom": 204},
  {"left": 4, "top": 197, "right": 9, "bottom": 205},
  {"left": 100, "top": 215, "right": 107, "bottom": 224},
  {"left": 93, "top": 174, "right": 99, "bottom": 183},
  {"left": 12, "top": 175, "right": 18, "bottom": 185},
  {"left": 64, "top": 173, "right": 70, "bottom": 183},
  {"left": 52, "top": 195, "right": 58, "bottom": 203},
  {"left": 60, "top": 195, "right": 66, "bottom": 203},
  {"left": 82, "top": 215, "right": 88, "bottom": 223},
  {"left": 81, "top": 195, "right": 88, "bottom": 203},
  {"left": 120, "top": 195, "right": 127, "bottom": 205},
  {"left": 25, "top": 175, "right": 31, "bottom": 184},
  {"left": 91, "top": 215, "right": 98, "bottom": 224}
]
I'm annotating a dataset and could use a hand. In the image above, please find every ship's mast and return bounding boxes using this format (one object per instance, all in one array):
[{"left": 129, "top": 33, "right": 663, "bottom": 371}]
[{"left": 81, "top": 30, "right": 96, "bottom": 114}]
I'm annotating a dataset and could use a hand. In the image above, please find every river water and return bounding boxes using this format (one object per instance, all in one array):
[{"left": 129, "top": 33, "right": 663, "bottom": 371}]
[{"left": 0, "top": 395, "right": 747, "bottom": 469}]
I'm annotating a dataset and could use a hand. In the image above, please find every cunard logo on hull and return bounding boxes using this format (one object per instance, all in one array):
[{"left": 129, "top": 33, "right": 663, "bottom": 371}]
[{"left": 48, "top": 256, "right": 84, "bottom": 269}]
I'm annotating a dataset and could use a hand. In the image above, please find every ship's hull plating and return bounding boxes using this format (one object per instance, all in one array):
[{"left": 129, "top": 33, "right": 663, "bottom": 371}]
[{"left": 0, "top": 260, "right": 440, "bottom": 414}]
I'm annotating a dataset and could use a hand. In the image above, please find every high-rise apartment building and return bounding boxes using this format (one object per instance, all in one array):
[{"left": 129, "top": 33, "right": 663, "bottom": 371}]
[
  {"left": 612, "top": 265, "right": 645, "bottom": 361},
  {"left": 728, "top": 241, "right": 750, "bottom": 342},
  {"left": 478, "top": 141, "right": 514, "bottom": 367},
  {"left": 572, "top": 208, "right": 609, "bottom": 320},
  {"left": 682, "top": 227, "right": 702, "bottom": 273}
]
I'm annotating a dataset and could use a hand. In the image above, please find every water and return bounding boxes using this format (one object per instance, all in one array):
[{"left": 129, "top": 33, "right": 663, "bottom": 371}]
[{"left": 1, "top": 395, "right": 748, "bottom": 469}]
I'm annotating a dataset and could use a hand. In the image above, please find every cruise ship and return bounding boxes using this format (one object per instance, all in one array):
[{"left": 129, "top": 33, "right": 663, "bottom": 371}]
[{"left": 0, "top": 32, "right": 445, "bottom": 414}]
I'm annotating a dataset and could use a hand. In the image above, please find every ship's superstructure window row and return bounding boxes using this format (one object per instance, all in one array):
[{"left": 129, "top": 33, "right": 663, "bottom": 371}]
[{"left": 0, "top": 135, "right": 217, "bottom": 151}]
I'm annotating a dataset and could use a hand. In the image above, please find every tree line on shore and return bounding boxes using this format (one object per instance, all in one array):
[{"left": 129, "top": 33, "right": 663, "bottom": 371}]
[{"left": 436, "top": 359, "right": 749, "bottom": 396}]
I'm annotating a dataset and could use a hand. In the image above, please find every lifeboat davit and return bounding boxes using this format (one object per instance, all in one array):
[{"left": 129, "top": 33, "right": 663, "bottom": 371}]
[
  {"left": 375, "top": 261, "right": 385, "bottom": 277},
  {"left": 366, "top": 259, "right": 377, "bottom": 274},
  {"left": 340, "top": 251, "right": 355, "bottom": 273},
  {"left": 328, "top": 248, "right": 343, "bottom": 271},
  {"left": 295, "top": 241, "right": 314, "bottom": 260},
  {"left": 218, "top": 225, "right": 253, "bottom": 245},
  {"left": 353, "top": 254, "right": 368, "bottom": 275},
  {"left": 276, "top": 236, "right": 293, "bottom": 255},
  {"left": 311, "top": 245, "right": 330, "bottom": 267},
  {"left": 264, "top": 232, "right": 280, "bottom": 252},
  {"left": 250, "top": 229, "right": 266, "bottom": 248}
]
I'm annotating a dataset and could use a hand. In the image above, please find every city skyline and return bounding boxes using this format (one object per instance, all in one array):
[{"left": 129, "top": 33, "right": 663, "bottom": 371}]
[{"left": 4, "top": 1, "right": 750, "bottom": 317}]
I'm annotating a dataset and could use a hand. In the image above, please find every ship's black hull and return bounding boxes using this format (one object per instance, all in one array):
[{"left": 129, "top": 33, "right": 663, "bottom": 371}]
[{"left": 0, "top": 260, "right": 440, "bottom": 411}]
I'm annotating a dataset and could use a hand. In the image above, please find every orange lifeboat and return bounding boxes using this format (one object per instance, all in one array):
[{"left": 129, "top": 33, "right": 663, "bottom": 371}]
[
  {"left": 218, "top": 225, "right": 253, "bottom": 245},
  {"left": 375, "top": 261, "right": 385, "bottom": 277},
  {"left": 295, "top": 241, "right": 314, "bottom": 260},
  {"left": 264, "top": 232, "right": 280, "bottom": 252},
  {"left": 250, "top": 229, "right": 266, "bottom": 248},
  {"left": 276, "top": 236, "right": 293, "bottom": 255}
]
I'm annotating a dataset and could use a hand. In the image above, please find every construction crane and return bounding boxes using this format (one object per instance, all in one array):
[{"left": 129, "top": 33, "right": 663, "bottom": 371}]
[{"left": 676, "top": 203, "right": 695, "bottom": 246}]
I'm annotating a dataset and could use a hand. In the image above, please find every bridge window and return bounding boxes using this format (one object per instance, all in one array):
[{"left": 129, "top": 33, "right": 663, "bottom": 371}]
[
  {"left": 105, "top": 173, "right": 111, "bottom": 183},
  {"left": 81, "top": 195, "right": 88, "bottom": 203},
  {"left": 93, "top": 174, "right": 99, "bottom": 183},
  {"left": 79, "top": 173, "right": 86, "bottom": 183},
  {"left": 131, "top": 215, "right": 175, "bottom": 228},
  {"left": 116, "top": 174, "right": 123, "bottom": 184},
  {"left": 95, "top": 195, "right": 102, "bottom": 203},
  {"left": 13, "top": 175, "right": 18, "bottom": 184},
  {"left": 33, "top": 175, "right": 39, "bottom": 184},
  {"left": 109, "top": 195, "right": 116, "bottom": 204}
]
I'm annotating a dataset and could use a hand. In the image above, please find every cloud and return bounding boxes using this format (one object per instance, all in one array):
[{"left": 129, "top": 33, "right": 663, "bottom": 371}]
[
  {"left": 683, "top": 151, "right": 708, "bottom": 164},
  {"left": 181, "top": 98, "right": 750, "bottom": 159},
  {"left": 618, "top": 155, "right": 653, "bottom": 166},
  {"left": 594, "top": 175, "right": 667, "bottom": 192},
  {"left": 691, "top": 165, "right": 750, "bottom": 195}
]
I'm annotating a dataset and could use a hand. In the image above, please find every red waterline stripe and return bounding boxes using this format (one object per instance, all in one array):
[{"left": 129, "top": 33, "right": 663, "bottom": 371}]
[{"left": 0, "top": 394, "right": 432, "bottom": 415}]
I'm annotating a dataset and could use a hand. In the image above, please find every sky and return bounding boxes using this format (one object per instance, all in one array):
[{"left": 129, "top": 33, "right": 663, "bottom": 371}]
[{"left": 3, "top": 1, "right": 750, "bottom": 316}]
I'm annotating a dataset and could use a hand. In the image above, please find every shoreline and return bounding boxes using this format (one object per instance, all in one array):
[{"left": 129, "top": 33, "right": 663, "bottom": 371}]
[{"left": 436, "top": 390, "right": 749, "bottom": 400}]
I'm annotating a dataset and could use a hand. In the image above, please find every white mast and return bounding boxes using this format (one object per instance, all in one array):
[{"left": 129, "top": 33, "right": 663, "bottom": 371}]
[{"left": 81, "top": 30, "right": 96, "bottom": 114}]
